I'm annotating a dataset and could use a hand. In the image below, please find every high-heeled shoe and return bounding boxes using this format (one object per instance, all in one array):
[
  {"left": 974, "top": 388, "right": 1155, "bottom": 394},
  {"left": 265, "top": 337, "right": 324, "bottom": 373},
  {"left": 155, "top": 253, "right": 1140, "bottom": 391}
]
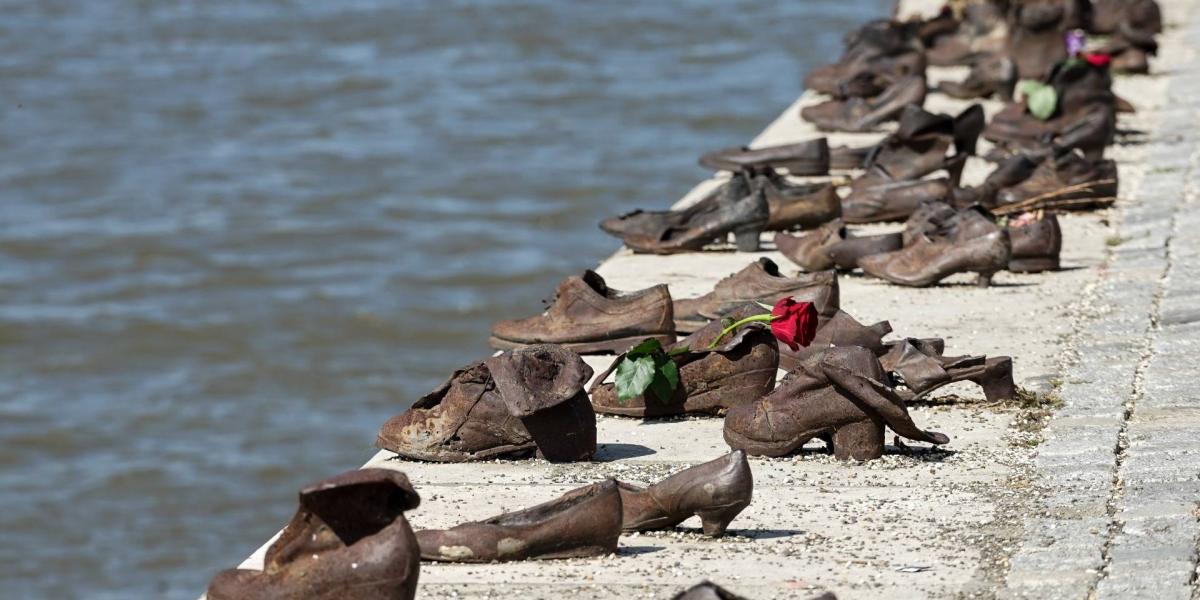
[
  {"left": 617, "top": 450, "right": 752, "bottom": 537},
  {"left": 723, "top": 346, "right": 949, "bottom": 461},
  {"left": 416, "top": 479, "right": 623, "bottom": 562}
]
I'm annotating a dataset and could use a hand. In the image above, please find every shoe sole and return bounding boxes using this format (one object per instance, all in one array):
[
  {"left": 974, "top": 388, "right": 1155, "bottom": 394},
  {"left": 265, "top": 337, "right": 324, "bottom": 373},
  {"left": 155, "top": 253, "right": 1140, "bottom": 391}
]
[
  {"left": 1008, "top": 257, "right": 1059, "bottom": 272},
  {"left": 488, "top": 333, "right": 676, "bottom": 355}
]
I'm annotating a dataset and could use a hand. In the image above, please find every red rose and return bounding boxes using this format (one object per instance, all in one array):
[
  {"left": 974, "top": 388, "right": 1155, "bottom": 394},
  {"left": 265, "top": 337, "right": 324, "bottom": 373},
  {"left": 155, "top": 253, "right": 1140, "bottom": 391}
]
[
  {"left": 770, "top": 297, "right": 818, "bottom": 351},
  {"left": 1084, "top": 52, "right": 1112, "bottom": 68}
]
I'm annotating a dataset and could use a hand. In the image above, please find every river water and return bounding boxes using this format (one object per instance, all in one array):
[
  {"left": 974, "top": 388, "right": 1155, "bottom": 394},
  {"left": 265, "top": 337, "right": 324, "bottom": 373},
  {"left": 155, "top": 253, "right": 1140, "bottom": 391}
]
[{"left": 0, "top": 1, "right": 890, "bottom": 596}]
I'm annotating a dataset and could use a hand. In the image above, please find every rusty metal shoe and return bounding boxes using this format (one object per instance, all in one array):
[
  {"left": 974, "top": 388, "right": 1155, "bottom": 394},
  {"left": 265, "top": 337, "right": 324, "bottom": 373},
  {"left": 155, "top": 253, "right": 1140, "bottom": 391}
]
[
  {"left": 993, "top": 150, "right": 1118, "bottom": 212},
  {"left": 774, "top": 220, "right": 845, "bottom": 272},
  {"left": 417, "top": 479, "right": 622, "bottom": 562},
  {"left": 859, "top": 206, "right": 1012, "bottom": 287},
  {"left": 723, "top": 346, "right": 949, "bottom": 461},
  {"left": 699, "top": 138, "right": 830, "bottom": 176},
  {"left": 490, "top": 270, "right": 674, "bottom": 353},
  {"left": 841, "top": 175, "right": 957, "bottom": 224},
  {"left": 206, "top": 469, "right": 421, "bottom": 600},
  {"left": 672, "top": 258, "right": 839, "bottom": 332},
  {"left": 377, "top": 344, "right": 596, "bottom": 462},
  {"left": 1008, "top": 0, "right": 1090, "bottom": 80},
  {"left": 805, "top": 20, "right": 927, "bottom": 96},
  {"left": 938, "top": 52, "right": 1017, "bottom": 100},
  {"left": 924, "top": 0, "right": 1010, "bottom": 66},
  {"left": 775, "top": 220, "right": 902, "bottom": 272},
  {"left": 983, "top": 59, "right": 1117, "bottom": 160},
  {"left": 618, "top": 450, "right": 752, "bottom": 537},
  {"left": 863, "top": 104, "right": 984, "bottom": 181},
  {"left": 880, "top": 339, "right": 1016, "bottom": 402},
  {"left": 1008, "top": 212, "right": 1062, "bottom": 272},
  {"left": 953, "top": 153, "right": 1043, "bottom": 208},
  {"left": 800, "top": 75, "right": 927, "bottom": 132},
  {"left": 590, "top": 305, "right": 778, "bottom": 418},
  {"left": 829, "top": 143, "right": 874, "bottom": 170},
  {"left": 778, "top": 309, "right": 893, "bottom": 371},
  {"left": 761, "top": 174, "right": 842, "bottom": 231}
]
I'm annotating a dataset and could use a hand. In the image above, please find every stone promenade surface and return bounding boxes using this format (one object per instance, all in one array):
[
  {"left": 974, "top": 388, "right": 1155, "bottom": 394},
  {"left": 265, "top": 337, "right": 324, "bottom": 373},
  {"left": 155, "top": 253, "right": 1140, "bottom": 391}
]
[{"left": 212, "top": 1, "right": 1200, "bottom": 599}]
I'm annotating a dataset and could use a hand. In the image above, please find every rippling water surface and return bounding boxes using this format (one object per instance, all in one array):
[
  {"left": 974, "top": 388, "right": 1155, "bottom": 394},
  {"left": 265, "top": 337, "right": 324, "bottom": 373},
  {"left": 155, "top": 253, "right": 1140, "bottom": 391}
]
[{"left": 0, "top": 0, "right": 890, "bottom": 596}]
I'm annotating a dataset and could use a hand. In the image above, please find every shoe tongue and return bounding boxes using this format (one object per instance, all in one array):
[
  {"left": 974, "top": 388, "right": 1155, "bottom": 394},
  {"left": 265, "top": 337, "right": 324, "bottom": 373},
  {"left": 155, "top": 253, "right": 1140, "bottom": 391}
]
[
  {"left": 299, "top": 469, "right": 420, "bottom": 545},
  {"left": 580, "top": 270, "right": 609, "bottom": 297},
  {"left": 485, "top": 345, "right": 594, "bottom": 418}
]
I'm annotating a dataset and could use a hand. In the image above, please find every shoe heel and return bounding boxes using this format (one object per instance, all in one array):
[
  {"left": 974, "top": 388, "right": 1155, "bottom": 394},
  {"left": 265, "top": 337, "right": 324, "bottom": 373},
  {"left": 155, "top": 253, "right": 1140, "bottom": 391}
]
[
  {"left": 697, "top": 502, "right": 748, "bottom": 537},
  {"left": 971, "top": 358, "right": 1015, "bottom": 402},
  {"left": 830, "top": 419, "right": 884, "bottom": 461},
  {"left": 734, "top": 228, "right": 762, "bottom": 252},
  {"left": 975, "top": 271, "right": 996, "bottom": 288}
]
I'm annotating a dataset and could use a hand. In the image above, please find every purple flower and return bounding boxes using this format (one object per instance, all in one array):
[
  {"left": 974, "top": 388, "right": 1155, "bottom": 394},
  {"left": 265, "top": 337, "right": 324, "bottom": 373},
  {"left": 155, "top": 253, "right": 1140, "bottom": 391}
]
[{"left": 1066, "top": 29, "right": 1086, "bottom": 56}]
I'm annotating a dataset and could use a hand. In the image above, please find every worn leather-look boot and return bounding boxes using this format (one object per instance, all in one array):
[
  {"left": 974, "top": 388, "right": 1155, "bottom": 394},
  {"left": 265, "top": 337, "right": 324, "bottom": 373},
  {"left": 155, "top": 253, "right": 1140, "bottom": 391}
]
[
  {"left": 778, "top": 310, "right": 893, "bottom": 371},
  {"left": 842, "top": 176, "right": 956, "bottom": 224},
  {"left": 417, "top": 479, "right": 622, "bottom": 562},
  {"left": 1008, "top": 212, "right": 1062, "bottom": 272},
  {"left": 377, "top": 345, "right": 596, "bottom": 462},
  {"left": 699, "top": 138, "right": 830, "bottom": 176},
  {"left": 490, "top": 270, "right": 674, "bottom": 353},
  {"left": 207, "top": 469, "right": 422, "bottom": 600},
  {"left": 859, "top": 206, "right": 1012, "bottom": 287},
  {"left": 993, "top": 151, "right": 1118, "bottom": 210},
  {"left": 618, "top": 450, "right": 752, "bottom": 537},
  {"left": 673, "top": 258, "right": 839, "bottom": 332},
  {"left": 880, "top": 339, "right": 1017, "bottom": 402},
  {"left": 953, "top": 153, "right": 1042, "bottom": 208},
  {"left": 805, "top": 20, "right": 927, "bottom": 96},
  {"left": 600, "top": 171, "right": 770, "bottom": 253},
  {"left": 828, "top": 232, "right": 904, "bottom": 270},
  {"left": 801, "top": 75, "right": 927, "bottom": 132},
  {"left": 590, "top": 304, "right": 778, "bottom": 418},
  {"left": 724, "top": 346, "right": 949, "bottom": 461},
  {"left": 862, "top": 104, "right": 984, "bottom": 181}
]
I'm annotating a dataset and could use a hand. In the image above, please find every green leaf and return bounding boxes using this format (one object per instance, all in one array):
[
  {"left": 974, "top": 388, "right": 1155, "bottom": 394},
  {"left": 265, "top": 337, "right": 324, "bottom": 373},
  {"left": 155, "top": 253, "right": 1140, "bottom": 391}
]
[
  {"left": 646, "top": 356, "right": 680, "bottom": 404},
  {"left": 615, "top": 355, "right": 656, "bottom": 401},
  {"left": 667, "top": 345, "right": 690, "bottom": 356},
  {"left": 625, "top": 338, "right": 663, "bottom": 359},
  {"left": 658, "top": 357, "right": 680, "bottom": 389},
  {"left": 1018, "top": 81, "right": 1058, "bottom": 121}
]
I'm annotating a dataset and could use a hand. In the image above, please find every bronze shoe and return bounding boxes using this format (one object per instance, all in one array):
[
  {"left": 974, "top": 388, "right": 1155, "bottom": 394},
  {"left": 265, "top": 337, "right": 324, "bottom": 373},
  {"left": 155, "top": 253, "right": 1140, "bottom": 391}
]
[
  {"left": 723, "top": 346, "right": 949, "bottom": 461},
  {"left": 761, "top": 175, "right": 841, "bottom": 231},
  {"left": 881, "top": 339, "right": 1016, "bottom": 402},
  {"left": 416, "top": 479, "right": 622, "bottom": 562},
  {"left": 800, "top": 75, "right": 928, "bottom": 132},
  {"left": 590, "top": 304, "right": 778, "bottom": 418},
  {"left": 1008, "top": 212, "right": 1062, "bottom": 272},
  {"left": 774, "top": 220, "right": 845, "bottom": 272},
  {"left": 829, "top": 143, "right": 873, "bottom": 170},
  {"left": 924, "top": 0, "right": 1010, "bottom": 66},
  {"left": 778, "top": 309, "right": 893, "bottom": 371},
  {"left": 805, "top": 20, "right": 927, "bottom": 96},
  {"left": 699, "top": 138, "right": 830, "bottom": 176},
  {"left": 827, "top": 231, "right": 904, "bottom": 270},
  {"left": 842, "top": 176, "right": 956, "bottom": 224},
  {"left": 1090, "top": 0, "right": 1162, "bottom": 35},
  {"left": 859, "top": 206, "right": 1012, "bottom": 287},
  {"left": 600, "top": 170, "right": 770, "bottom": 253},
  {"left": 377, "top": 344, "right": 597, "bottom": 462},
  {"left": 993, "top": 151, "right": 1118, "bottom": 211},
  {"left": 673, "top": 258, "right": 838, "bottom": 332},
  {"left": 1007, "top": 0, "right": 1090, "bottom": 80},
  {"left": 618, "top": 450, "right": 753, "bottom": 537},
  {"left": 938, "top": 52, "right": 1017, "bottom": 100},
  {"left": 862, "top": 104, "right": 984, "bottom": 181},
  {"left": 206, "top": 469, "right": 421, "bottom": 600},
  {"left": 490, "top": 270, "right": 674, "bottom": 353}
]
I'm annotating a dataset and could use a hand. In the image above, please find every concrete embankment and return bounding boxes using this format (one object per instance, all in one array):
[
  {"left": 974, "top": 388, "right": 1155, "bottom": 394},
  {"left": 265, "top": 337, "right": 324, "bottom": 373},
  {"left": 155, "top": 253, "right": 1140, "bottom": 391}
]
[{"left": 211, "top": 0, "right": 1200, "bottom": 597}]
